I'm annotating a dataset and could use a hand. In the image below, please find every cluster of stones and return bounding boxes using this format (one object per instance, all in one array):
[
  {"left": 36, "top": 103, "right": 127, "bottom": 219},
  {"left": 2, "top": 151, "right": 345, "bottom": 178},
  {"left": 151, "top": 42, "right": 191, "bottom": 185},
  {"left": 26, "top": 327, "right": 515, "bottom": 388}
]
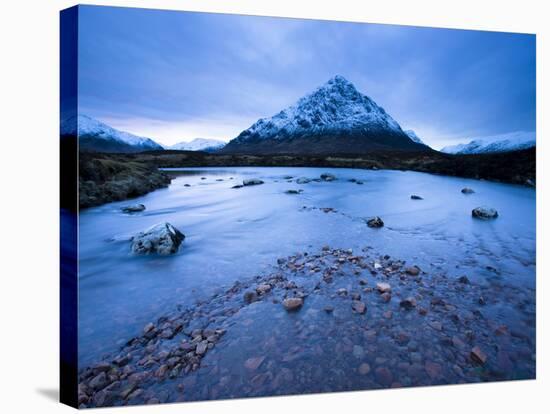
[
  {"left": 79, "top": 243, "right": 533, "bottom": 406},
  {"left": 78, "top": 313, "right": 226, "bottom": 408}
]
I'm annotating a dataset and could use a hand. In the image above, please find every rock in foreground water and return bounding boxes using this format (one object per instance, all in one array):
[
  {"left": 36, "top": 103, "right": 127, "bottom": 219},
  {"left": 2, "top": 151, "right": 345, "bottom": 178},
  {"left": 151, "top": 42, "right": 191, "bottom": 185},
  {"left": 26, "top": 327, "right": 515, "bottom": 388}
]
[
  {"left": 461, "top": 187, "right": 475, "bottom": 194},
  {"left": 472, "top": 207, "right": 499, "bottom": 220},
  {"left": 131, "top": 222, "right": 185, "bottom": 255},
  {"left": 410, "top": 195, "right": 423, "bottom": 200}
]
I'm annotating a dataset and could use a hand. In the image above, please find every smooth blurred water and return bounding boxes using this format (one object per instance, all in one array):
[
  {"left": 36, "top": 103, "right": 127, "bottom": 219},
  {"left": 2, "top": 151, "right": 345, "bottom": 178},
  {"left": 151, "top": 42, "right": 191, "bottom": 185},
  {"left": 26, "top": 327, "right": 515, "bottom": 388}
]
[{"left": 78, "top": 167, "right": 535, "bottom": 367}]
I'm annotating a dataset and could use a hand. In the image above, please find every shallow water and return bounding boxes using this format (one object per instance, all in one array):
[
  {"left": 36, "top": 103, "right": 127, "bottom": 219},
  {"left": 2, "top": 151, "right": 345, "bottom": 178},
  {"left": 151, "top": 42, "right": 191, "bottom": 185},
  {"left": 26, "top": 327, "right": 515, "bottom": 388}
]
[{"left": 78, "top": 167, "right": 536, "bottom": 377}]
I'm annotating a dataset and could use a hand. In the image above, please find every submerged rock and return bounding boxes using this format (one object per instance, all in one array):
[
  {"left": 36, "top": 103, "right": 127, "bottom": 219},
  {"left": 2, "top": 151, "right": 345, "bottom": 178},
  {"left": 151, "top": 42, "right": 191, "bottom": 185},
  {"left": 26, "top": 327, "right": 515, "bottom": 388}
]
[
  {"left": 410, "top": 195, "right": 423, "bottom": 200},
  {"left": 352, "top": 300, "right": 367, "bottom": 314},
  {"left": 367, "top": 217, "right": 384, "bottom": 228},
  {"left": 285, "top": 189, "right": 302, "bottom": 195},
  {"left": 458, "top": 275, "right": 470, "bottom": 284},
  {"left": 131, "top": 222, "right": 185, "bottom": 255},
  {"left": 243, "top": 178, "right": 264, "bottom": 186},
  {"left": 470, "top": 346, "right": 488, "bottom": 364},
  {"left": 231, "top": 184, "right": 244, "bottom": 189},
  {"left": 121, "top": 204, "right": 146, "bottom": 213},
  {"left": 358, "top": 363, "right": 371, "bottom": 375},
  {"left": 400, "top": 297, "right": 417, "bottom": 310},
  {"left": 405, "top": 266, "right": 421, "bottom": 276},
  {"left": 296, "top": 177, "right": 311, "bottom": 184},
  {"left": 461, "top": 187, "right": 475, "bottom": 194},
  {"left": 243, "top": 290, "right": 258, "bottom": 304},
  {"left": 472, "top": 207, "right": 498, "bottom": 220},
  {"left": 375, "top": 367, "right": 393, "bottom": 386},
  {"left": 320, "top": 173, "right": 336, "bottom": 181},
  {"left": 244, "top": 356, "right": 265, "bottom": 371}
]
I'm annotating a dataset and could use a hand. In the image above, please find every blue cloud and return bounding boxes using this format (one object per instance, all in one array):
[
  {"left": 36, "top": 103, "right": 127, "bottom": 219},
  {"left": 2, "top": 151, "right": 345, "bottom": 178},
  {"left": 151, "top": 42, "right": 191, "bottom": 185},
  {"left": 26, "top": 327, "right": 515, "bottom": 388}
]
[{"left": 76, "top": 6, "right": 536, "bottom": 149}]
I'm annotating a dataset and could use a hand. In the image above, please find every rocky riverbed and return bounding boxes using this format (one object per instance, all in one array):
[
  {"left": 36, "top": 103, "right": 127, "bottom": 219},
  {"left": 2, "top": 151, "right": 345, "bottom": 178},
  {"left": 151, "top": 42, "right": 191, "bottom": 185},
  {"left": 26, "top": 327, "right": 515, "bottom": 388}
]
[{"left": 78, "top": 245, "right": 535, "bottom": 408}]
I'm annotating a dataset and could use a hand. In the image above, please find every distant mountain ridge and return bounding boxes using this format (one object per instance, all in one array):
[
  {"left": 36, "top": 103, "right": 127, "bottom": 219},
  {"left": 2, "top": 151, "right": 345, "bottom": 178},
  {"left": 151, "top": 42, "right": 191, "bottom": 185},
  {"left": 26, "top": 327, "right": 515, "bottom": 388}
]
[
  {"left": 441, "top": 131, "right": 535, "bottom": 154},
  {"left": 168, "top": 138, "right": 226, "bottom": 152},
  {"left": 61, "top": 114, "right": 164, "bottom": 153},
  {"left": 221, "top": 75, "right": 429, "bottom": 155}
]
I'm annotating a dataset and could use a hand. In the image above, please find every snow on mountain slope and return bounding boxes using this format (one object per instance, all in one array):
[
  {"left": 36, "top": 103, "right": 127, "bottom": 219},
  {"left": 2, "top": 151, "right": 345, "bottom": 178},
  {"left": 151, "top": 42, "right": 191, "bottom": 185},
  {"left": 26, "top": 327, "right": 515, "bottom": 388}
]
[
  {"left": 61, "top": 114, "right": 163, "bottom": 152},
  {"left": 168, "top": 138, "right": 225, "bottom": 152},
  {"left": 404, "top": 130, "right": 425, "bottom": 145},
  {"left": 441, "top": 131, "right": 536, "bottom": 154},
  {"left": 233, "top": 75, "right": 403, "bottom": 141},
  {"left": 223, "top": 75, "right": 426, "bottom": 155}
]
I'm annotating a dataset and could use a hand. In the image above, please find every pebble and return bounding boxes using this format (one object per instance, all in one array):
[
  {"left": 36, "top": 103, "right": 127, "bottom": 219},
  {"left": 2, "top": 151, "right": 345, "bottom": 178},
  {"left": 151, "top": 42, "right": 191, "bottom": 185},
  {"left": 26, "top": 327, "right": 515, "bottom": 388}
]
[
  {"left": 470, "top": 346, "right": 488, "bottom": 364},
  {"left": 358, "top": 363, "right": 371, "bottom": 375},
  {"left": 428, "top": 321, "right": 443, "bottom": 331},
  {"left": 405, "top": 266, "right": 421, "bottom": 276},
  {"left": 400, "top": 297, "right": 417, "bottom": 310},
  {"left": 381, "top": 292, "right": 392, "bottom": 303},
  {"left": 143, "top": 323, "right": 154, "bottom": 334},
  {"left": 195, "top": 341, "right": 208, "bottom": 356},
  {"left": 425, "top": 361, "right": 442, "bottom": 380},
  {"left": 395, "top": 331, "right": 411, "bottom": 345},
  {"left": 89, "top": 372, "right": 108, "bottom": 391},
  {"left": 283, "top": 297, "right": 304, "bottom": 311},
  {"left": 352, "top": 301, "right": 367, "bottom": 314},
  {"left": 376, "top": 282, "right": 391, "bottom": 293},
  {"left": 375, "top": 367, "right": 393, "bottom": 386},
  {"left": 458, "top": 275, "right": 470, "bottom": 284},
  {"left": 256, "top": 284, "right": 271, "bottom": 295},
  {"left": 243, "top": 290, "right": 258, "bottom": 304},
  {"left": 353, "top": 345, "right": 364, "bottom": 358}
]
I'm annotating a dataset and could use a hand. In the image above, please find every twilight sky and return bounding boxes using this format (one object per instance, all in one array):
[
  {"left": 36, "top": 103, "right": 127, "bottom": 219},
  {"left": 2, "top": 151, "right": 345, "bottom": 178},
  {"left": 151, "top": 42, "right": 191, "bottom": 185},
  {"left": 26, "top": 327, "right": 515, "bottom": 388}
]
[{"left": 77, "top": 5, "right": 536, "bottom": 149}]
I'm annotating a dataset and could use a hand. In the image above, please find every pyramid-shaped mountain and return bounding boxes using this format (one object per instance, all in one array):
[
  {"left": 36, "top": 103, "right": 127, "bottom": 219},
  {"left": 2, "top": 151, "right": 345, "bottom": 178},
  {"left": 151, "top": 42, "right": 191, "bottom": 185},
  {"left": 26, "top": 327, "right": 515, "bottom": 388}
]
[{"left": 221, "top": 75, "right": 429, "bottom": 155}]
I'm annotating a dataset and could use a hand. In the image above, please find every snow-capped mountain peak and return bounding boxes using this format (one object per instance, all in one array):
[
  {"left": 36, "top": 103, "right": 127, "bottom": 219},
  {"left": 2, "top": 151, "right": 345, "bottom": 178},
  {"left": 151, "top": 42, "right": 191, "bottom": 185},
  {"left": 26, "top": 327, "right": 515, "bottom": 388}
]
[
  {"left": 61, "top": 114, "right": 163, "bottom": 152},
  {"left": 168, "top": 138, "right": 225, "bottom": 152},
  {"left": 231, "top": 75, "right": 405, "bottom": 143},
  {"left": 441, "top": 131, "right": 536, "bottom": 154}
]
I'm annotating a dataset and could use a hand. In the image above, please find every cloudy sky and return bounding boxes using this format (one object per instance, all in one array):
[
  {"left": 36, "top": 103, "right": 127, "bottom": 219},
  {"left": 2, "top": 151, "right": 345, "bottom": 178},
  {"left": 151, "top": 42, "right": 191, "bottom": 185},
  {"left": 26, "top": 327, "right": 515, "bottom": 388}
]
[{"left": 77, "top": 5, "right": 536, "bottom": 150}]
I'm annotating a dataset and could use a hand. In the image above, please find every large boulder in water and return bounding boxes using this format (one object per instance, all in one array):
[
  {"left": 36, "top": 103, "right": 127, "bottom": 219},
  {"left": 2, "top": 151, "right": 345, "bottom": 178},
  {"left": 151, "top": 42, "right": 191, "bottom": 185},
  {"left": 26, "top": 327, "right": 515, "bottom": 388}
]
[
  {"left": 131, "top": 222, "right": 185, "bottom": 255},
  {"left": 472, "top": 207, "right": 498, "bottom": 220}
]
